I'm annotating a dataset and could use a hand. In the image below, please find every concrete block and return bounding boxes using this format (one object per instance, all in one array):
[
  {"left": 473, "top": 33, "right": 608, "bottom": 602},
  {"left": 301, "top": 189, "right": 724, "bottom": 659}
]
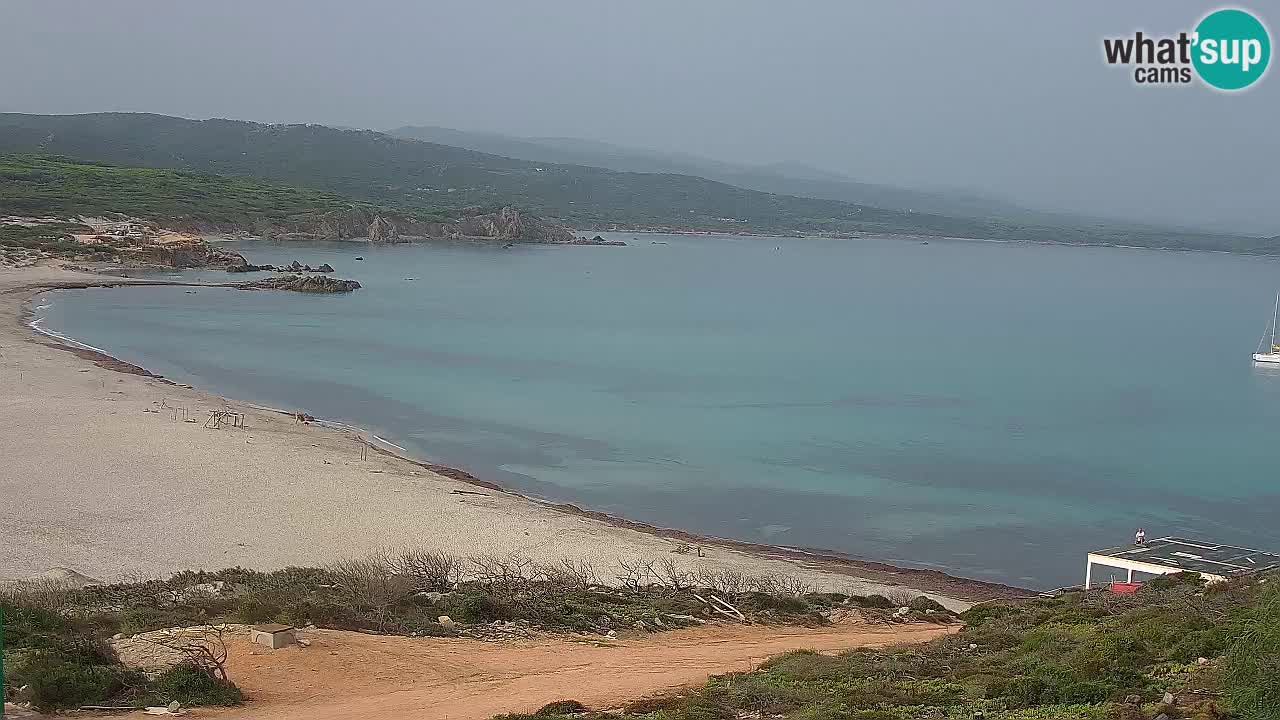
[{"left": 250, "top": 623, "right": 296, "bottom": 650}]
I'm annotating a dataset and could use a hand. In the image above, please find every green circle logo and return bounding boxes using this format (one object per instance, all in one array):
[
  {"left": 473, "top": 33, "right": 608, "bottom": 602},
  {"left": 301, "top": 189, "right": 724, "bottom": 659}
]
[{"left": 1193, "top": 8, "right": 1270, "bottom": 90}]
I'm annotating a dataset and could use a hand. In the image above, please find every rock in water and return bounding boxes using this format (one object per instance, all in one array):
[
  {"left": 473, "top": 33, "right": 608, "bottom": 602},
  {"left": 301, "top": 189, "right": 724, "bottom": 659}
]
[{"left": 235, "top": 275, "right": 361, "bottom": 294}]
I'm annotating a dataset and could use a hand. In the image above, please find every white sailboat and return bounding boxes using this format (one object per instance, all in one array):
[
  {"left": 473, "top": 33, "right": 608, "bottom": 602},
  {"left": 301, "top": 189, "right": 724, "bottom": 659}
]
[{"left": 1254, "top": 290, "right": 1280, "bottom": 364}]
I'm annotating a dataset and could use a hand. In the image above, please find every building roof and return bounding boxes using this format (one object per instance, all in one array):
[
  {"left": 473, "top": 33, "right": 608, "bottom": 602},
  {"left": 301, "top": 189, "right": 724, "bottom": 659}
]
[{"left": 1090, "top": 536, "right": 1280, "bottom": 578}]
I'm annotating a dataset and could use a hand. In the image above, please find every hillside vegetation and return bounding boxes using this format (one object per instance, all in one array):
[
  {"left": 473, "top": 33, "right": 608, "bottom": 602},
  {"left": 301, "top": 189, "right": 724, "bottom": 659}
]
[
  {"left": 503, "top": 572, "right": 1280, "bottom": 720},
  {"left": 0, "top": 154, "right": 381, "bottom": 228},
  {"left": 0, "top": 550, "right": 948, "bottom": 712},
  {"left": 3, "top": 113, "right": 1275, "bottom": 254},
  {"left": 0, "top": 155, "right": 572, "bottom": 265}
]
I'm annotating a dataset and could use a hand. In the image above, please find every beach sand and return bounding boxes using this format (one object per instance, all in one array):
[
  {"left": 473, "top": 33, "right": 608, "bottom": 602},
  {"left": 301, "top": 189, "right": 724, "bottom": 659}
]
[{"left": 0, "top": 264, "right": 1020, "bottom": 610}]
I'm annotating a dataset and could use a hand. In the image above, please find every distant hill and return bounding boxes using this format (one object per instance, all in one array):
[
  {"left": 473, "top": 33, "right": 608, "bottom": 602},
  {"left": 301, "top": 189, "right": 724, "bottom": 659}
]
[
  {"left": 1, "top": 113, "right": 1274, "bottom": 254},
  {"left": 389, "top": 125, "right": 1046, "bottom": 221}
]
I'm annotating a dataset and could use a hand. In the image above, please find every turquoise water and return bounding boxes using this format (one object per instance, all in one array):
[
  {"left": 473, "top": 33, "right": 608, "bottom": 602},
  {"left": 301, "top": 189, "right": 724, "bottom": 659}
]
[{"left": 38, "top": 234, "right": 1280, "bottom": 588}]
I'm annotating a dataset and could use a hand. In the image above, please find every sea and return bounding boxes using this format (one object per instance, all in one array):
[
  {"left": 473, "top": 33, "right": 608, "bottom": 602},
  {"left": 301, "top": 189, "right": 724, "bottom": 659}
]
[{"left": 34, "top": 232, "right": 1280, "bottom": 589}]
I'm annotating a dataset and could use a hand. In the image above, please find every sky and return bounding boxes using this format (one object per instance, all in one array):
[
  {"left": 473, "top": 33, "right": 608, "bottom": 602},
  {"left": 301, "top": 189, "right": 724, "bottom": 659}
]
[{"left": 2, "top": 1, "right": 1276, "bottom": 233}]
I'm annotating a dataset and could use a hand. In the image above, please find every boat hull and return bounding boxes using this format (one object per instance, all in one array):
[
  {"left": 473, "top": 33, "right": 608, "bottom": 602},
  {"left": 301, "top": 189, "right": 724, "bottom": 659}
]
[{"left": 1253, "top": 353, "right": 1280, "bottom": 364}]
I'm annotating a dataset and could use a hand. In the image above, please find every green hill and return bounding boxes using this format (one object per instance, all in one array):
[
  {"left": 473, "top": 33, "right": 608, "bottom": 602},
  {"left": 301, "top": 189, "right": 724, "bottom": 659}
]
[{"left": 1, "top": 112, "right": 1275, "bottom": 254}]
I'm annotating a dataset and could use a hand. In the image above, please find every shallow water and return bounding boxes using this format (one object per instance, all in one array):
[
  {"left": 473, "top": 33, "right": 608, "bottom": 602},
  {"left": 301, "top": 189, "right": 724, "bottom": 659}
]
[{"left": 38, "top": 233, "right": 1280, "bottom": 588}]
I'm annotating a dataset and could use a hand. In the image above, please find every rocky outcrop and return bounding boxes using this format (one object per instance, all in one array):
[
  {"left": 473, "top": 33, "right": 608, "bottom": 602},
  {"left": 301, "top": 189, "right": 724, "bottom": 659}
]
[
  {"left": 167, "top": 205, "right": 577, "bottom": 244},
  {"left": 281, "top": 260, "right": 336, "bottom": 273},
  {"left": 235, "top": 275, "right": 361, "bottom": 294},
  {"left": 368, "top": 215, "right": 399, "bottom": 243},
  {"left": 118, "top": 239, "right": 248, "bottom": 269},
  {"left": 567, "top": 234, "right": 627, "bottom": 246},
  {"left": 226, "top": 263, "right": 274, "bottom": 273},
  {"left": 457, "top": 206, "right": 525, "bottom": 240}
]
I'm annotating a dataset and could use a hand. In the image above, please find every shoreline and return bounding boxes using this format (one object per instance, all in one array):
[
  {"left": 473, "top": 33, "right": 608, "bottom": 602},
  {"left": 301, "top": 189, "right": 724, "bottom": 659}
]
[
  {"left": 2, "top": 265, "right": 1030, "bottom": 605},
  {"left": 592, "top": 227, "right": 1280, "bottom": 258}
]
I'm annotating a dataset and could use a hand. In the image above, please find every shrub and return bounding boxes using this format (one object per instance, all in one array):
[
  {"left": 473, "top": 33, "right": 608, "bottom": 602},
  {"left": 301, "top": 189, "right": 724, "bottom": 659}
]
[
  {"left": 1146, "top": 572, "right": 1206, "bottom": 591},
  {"left": 9, "top": 655, "right": 133, "bottom": 711},
  {"left": 327, "top": 557, "right": 414, "bottom": 628},
  {"left": 536, "top": 699, "right": 589, "bottom": 715},
  {"left": 459, "top": 594, "right": 515, "bottom": 623},
  {"left": 142, "top": 663, "right": 244, "bottom": 707},
  {"left": 909, "top": 595, "right": 948, "bottom": 613},
  {"left": 386, "top": 548, "right": 463, "bottom": 593}
]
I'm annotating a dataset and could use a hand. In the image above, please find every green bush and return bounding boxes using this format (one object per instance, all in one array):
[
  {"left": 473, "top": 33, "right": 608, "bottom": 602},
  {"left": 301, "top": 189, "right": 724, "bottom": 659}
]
[
  {"left": 141, "top": 664, "right": 244, "bottom": 707},
  {"left": 8, "top": 654, "right": 134, "bottom": 711},
  {"left": 1145, "top": 572, "right": 1206, "bottom": 591},
  {"left": 909, "top": 595, "right": 948, "bottom": 613},
  {"left": 459, "top": 594, "right": 515, "bottom": 623}
]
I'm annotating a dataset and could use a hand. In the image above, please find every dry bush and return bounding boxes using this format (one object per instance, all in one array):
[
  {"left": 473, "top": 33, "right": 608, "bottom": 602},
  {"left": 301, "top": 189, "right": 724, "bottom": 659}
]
[
  {"left": 696, "top": 568, "right": 749, "bottom": 595},
  {"left": 0, "top": 578, "right": 78, "bottom": 612},
  {"left": 535, "top": 559, "right": 601, "bottom": 589},
  {"left": 652, "top": 557, "right": 694, "bottom": 592},
  {"left": 470, "top": 552, "right": 537, "bottom": 592},
  {"left": 749, "top": 572, "right": 813, "bottom": 597},
  {"left": 326, "top": 557, "right": 414, "bottom": 627},
  {"left": 885, "top": 589, "right": 918, "bottom": 608},
  {"left": 136, "top": 624, "right": 232, "bottom": 682},
  {"left": 615, "top": 557, "right": 656, "bottom": 589},
  {"left": 385, "top": 547, "right": 462, "bottom": 593}
]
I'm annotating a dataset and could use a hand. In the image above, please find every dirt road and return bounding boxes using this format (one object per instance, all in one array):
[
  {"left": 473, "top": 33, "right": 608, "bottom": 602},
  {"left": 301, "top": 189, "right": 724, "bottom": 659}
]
[{"left": 193, "top": 621, "right": 955, "bottom": 720}]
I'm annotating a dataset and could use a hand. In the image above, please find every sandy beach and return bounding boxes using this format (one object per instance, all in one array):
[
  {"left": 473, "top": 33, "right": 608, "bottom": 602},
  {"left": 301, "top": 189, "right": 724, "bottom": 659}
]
[{"left": 1, "top": 264, "right": 1022, "bottom": 610}]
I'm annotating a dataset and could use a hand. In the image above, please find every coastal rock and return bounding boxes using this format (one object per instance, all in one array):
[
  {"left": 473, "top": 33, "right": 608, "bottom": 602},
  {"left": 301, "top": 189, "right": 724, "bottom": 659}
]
[
  {"left": 226, "top": 263, "right": 276, "bottom": 273},
  {"left": 457, "top": 206, "right": 524, "bottom": 240},
  {"left": 369, "top": 215, "right": 399, "bottom": 243},
  {"left": 119, "top": 237, "right": 249, "bottom": 269},
  {"left": 567, "top": 234, "right": 626, "bottom": 246},
  {"left": 235, "top": 275, "right": 361, "bottom": 294},
  {"left": 280, "top": 260, "right": 335, "bottom": 272}
]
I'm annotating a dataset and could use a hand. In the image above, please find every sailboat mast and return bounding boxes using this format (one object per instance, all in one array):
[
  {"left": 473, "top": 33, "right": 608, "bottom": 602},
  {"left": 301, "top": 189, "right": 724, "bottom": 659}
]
[{"left": 1272, "top": 290, "right": 1279, "bottom": 351}]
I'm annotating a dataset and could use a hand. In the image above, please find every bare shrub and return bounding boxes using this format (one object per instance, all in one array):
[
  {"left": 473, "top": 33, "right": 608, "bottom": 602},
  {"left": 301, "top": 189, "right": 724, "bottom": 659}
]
[
  {"left": 0, "top": 578, "right": 78, "bottom": 612},
  {"left": 615, "top": 557, "right": 655, "bottom": 589},
  {"left": 136, "top": 624, "right": 232, "bottom": 682},
  {"left": 773, "top": 574, "right": 813, "bottom": 597},
  {"left": 327, "top": 557, "right": 414, "bottom": 627},
  {"left": 885, "top": 589, "right": 918, "bottom": 608},
  {"left": 385, "top": 547, "right": 462, "bottom": 593},
  {"left": 748, "top": 572, "right": 812, "bottom": 597},
  {"left": 535, "top": 558, "right": 601, "bottom": 589},
  {"left": 470, "top": 552, "right": 537, "bottom": 592},
  {"left": 696, "top": 568, "right": 749, "bottom": 595},
  {"left": 652, "top": 557, "right": 694, "bottom": 592}
]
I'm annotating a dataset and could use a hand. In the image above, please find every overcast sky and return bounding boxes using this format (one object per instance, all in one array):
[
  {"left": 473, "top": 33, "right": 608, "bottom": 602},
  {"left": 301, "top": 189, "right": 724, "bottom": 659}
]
[{"left": 2, "top": 1, "right": 1276, "bottom": 233}]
